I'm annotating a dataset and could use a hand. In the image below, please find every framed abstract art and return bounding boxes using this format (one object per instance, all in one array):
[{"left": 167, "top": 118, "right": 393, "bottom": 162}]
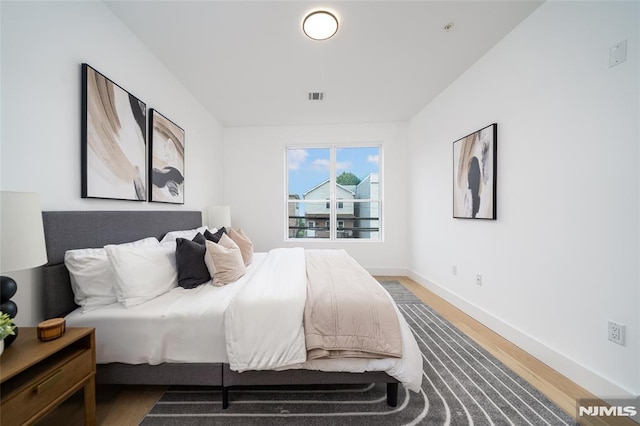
[
  {"left": 81, "top": 63, "right": 147, "bottom": 201},
  {"left": 149, "top": 109, "right": 185, "bottom": 204},
  {"left": 453, "top": 123, "right": 497, "bottom": 220}
]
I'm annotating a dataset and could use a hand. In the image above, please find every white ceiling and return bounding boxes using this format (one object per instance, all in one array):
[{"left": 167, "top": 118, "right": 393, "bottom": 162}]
[{"left": 106, "top": 1, "right": 542, "bottom": 127}]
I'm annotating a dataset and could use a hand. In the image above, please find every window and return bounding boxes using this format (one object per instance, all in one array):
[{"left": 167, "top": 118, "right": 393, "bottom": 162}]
[{"left": 286, "top": 145, "right": 381, "bottom": 240}]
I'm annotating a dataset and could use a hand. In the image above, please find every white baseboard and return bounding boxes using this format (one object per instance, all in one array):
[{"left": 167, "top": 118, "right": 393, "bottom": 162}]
[
  {"left": 366, "top": 267, "right": 409, "bottom": 277},
  {"left": 407, "top": 269, "right": 635, "bottom": 400}
]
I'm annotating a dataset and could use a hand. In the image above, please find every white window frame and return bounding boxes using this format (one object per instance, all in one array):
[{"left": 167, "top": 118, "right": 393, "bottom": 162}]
[{"left": 285, "top": 144, "right": 383, "bottom": 242}]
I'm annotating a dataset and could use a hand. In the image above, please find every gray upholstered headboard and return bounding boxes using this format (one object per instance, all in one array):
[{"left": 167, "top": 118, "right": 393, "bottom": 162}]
[{"left": 41, "top": 210, "right": 202, "bottom": 319}]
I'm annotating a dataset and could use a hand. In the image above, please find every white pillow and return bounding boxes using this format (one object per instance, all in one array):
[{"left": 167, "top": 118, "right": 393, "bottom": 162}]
[
  {"left": 64, "top": 237, "right": 159, "bottom": 312},
  {"left": 160, "top": 226, "right": 210, "bottom": 243},
  {"left": 105, "top": 244, "right": 178, "bottom": 308}
]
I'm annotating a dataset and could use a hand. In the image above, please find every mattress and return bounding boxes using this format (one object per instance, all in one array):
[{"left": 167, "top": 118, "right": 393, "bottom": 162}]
[{"left": 65, "top": 249, "right": 423, "bottom": 392}]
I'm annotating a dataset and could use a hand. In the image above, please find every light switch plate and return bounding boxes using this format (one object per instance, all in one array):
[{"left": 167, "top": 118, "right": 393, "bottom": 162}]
[{"left": 609, "top": 40, "right": 627, "bottom": 68}]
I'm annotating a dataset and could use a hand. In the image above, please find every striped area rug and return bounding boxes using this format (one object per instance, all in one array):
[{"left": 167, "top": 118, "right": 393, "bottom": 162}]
[{"left": 141, "top": 281, "right": 574, "bottom": 425}]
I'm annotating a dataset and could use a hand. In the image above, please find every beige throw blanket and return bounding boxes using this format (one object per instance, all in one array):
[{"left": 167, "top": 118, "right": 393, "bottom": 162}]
[{"left": 304, "top": 250, "right": 403, "bottom": 360}]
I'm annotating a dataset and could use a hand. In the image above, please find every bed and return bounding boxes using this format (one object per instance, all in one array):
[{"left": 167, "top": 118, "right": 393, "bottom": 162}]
[{"left": 41, "top": 210, "right": 421, "bottom": 408}]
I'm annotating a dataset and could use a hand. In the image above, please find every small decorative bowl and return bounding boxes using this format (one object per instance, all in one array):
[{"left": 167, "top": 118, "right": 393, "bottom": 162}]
[{"left": 37, "top": 318, "right": 66, "bottom": 341}]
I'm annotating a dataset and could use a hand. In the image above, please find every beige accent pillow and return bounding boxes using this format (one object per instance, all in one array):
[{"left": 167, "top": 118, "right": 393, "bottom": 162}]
[
  {"left": 228, "top": 228, "right": 254, "bottom": 265},
  {"left": 204, "top": 234, "right": 246, "bottom": 286}
]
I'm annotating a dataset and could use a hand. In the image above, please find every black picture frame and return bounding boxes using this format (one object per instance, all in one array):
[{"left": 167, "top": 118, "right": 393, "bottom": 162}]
[
  {"left": 81, "top": 63, "right": 147, "bottom": 201},
  {"left": 149, "top": 109, "right": 185, "bottom": 204},
  {"left": 453, "top": 123, "right": 497, "bottom": 220}
]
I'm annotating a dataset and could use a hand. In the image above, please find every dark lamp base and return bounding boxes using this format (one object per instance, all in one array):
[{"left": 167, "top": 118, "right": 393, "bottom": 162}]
[{"left": 0, "top": 275, "right": 19, "bottom": 348}]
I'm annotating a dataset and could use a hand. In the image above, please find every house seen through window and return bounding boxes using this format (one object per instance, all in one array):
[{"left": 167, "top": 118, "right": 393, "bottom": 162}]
[{"left": 287, "top": 146, "right": 381, "bottom": 240}]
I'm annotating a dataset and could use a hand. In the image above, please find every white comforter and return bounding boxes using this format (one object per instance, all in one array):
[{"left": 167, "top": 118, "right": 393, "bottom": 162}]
[
  {"left": 225, "top": 247, "right": 307, "bottom": 371},
  {"left": 224, "top": 248, "right": 423, "bottom": 392},
  {"left": 65, "top": 253, "right": 270, "bottom": 364}
]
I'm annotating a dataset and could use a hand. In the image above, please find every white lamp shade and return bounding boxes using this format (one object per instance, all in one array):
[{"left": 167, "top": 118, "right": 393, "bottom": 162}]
[
  {"left": 208, "top": 206, "right": 231, "bottom": 229},
  {"left": 0, "top": 191, "right": 48, "bottom": 273}
]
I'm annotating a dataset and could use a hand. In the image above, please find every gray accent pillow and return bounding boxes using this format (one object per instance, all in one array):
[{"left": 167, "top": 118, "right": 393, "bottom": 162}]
[
  {"left": 175, "top": 233, "right": 210, "bottom": 289},
  {"left": 204, "top": 227, "right": 226, "bottom": 243}
]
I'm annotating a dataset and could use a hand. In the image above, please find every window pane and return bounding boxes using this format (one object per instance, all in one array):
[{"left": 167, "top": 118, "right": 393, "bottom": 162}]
[
  {"left": 287, "top": 148, "right": 330, "bottom": 200},
  {"left": 287, "top": 201, "right": 330, "bottom": 239},
  {"left": 335, "top": 147, "right": 380, "bottom": 201},
  {"left": 337, "top": 201, "right": 380, "bottom": 239}
]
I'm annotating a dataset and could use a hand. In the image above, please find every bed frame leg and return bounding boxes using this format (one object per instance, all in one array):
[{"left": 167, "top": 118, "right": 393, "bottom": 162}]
[
  {"left": 386, "top": 382, "right": 398, "bottom": 407},
  {"left": 222, "top": 387, "right": 229, "bottom": 409}
]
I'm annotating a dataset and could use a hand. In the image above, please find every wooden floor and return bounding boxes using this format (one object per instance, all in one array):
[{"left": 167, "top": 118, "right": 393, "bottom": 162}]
[{"left": 36, "top": 276, "right": 621, "bottom": 425}]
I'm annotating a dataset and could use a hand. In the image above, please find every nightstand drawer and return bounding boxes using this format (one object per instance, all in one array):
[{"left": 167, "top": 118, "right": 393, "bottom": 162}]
[{"left": 1, "top": 348, "right": 93, "bottom": 426}]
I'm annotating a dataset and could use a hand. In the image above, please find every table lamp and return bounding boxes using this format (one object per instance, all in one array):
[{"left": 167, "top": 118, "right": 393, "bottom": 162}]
[
  {"left": 0, "top": 191, "right": 48, "bottom": 347},
  {"left": 208, "top": 205, "right": 231, "bottom": 229}
]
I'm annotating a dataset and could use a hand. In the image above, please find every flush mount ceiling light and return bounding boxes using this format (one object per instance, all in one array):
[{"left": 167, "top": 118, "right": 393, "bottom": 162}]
[{"left": 303, "top": 11, "right": 338, "bottom": 41}]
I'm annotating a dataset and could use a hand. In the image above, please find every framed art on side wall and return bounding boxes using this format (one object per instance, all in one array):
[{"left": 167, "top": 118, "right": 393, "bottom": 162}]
[
  {"left": 81, "top": 63, "right": 147, "bottom": 201},
  {"left": 149, "top": 109, "right": 185, "bottom": 204},
  {"left": 453, "top": 123, "right": 497, "bottom": 220}
]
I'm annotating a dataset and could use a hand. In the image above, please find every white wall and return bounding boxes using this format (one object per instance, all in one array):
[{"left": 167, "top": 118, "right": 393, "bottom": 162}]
[
  {"left": 223, "top": 123, "right": 408, "bottom": 273},
  {"left": 1, "top": 1, "right": 224, "bottom": 325},
  {"left": 408, "top": 1, "right": 639, "bottom": 398}
]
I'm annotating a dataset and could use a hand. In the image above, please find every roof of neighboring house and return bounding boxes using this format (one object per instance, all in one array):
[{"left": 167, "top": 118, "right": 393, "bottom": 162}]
[{"left": 303, "top": 179, "right": 356, "bottom": 198}]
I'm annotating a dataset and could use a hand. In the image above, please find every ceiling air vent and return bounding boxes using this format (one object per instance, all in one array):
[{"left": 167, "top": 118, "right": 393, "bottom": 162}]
[{"left": 308, "top": 92, "right": 324, "bottom": 101}]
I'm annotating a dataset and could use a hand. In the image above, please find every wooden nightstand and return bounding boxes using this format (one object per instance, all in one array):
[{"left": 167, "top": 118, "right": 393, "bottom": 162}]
[{"left": 0, "top": 327, "right": 96, "bottom": 426}]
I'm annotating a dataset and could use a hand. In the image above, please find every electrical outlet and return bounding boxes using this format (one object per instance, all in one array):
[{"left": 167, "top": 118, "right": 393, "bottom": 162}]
[
  {"left": 452, "top": 265, "right": 457, "bottom": 276},
  {"left": 476, "top": 274, "right": 482, "bottom": 286},
  {"left": 608, "top": 320, "right": 625, "bottom": 345}
]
